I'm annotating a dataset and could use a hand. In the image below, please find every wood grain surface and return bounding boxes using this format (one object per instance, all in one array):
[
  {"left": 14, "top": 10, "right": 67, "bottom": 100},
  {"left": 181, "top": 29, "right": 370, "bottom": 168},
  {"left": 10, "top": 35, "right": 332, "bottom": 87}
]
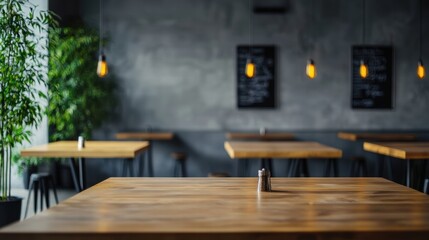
[
  {"left": 1, "top": 178, "right": 428, "bottom": 240},
  {"left": 116, "top": 132, "right": 174, "bottom": 140},
  {"left": 364, "top": 142, "right": 429, "bottom": 159},
  {"left": 225, "top": 141, "right": 342, "bottom": 159},
  {"left": 20, "top": 141, "right": 149, "bottom": 158},
  {"left": 226, "top": 132, "right": 295, "bottom": 140},
  {"left": 338, "top": 132, "right": 417, "bottom": 141}
]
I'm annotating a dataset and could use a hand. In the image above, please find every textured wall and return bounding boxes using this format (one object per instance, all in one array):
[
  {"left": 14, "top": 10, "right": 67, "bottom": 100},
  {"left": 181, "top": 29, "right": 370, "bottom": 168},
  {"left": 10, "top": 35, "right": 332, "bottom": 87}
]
[{"left": 80, "top": 0, "right": 429, "bottom": 131}]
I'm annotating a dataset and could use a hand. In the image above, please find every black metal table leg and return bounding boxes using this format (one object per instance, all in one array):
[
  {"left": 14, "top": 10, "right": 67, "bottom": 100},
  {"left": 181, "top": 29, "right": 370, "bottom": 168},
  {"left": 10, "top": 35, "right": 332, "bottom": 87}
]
[
  {"left": 333, "top": 159, "right": 339, "bottom": 177},
  {"left": 406, "top": 159, "right": 411, "bottom": 188},
  {"left": 68, "top": 158, "right": 81, "bottom": 192},
  {"left": 78, "top": 157, "right": 86, "bottom": 190},
  {"left": 138, "top": 152, "right": 145, "bottom": 177},
  {"left": 324, "top": 159, "right": 332, "bottom": 177},
  {"left": 378, "top": 156, "right": 385, "bottom": 177},
  {"left": 147, "top": 141, "right": 154, "bottom": 177}
]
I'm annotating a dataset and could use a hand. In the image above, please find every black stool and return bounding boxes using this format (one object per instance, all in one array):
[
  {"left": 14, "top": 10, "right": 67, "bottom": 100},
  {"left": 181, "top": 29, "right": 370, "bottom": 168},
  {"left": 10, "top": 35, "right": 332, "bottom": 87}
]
[
  {"left": 24, "top": 173, "right": 59, "bottom": 218},
  {"left": 172, "top": 152, "right": 187, "bottom": 177},
  {"left": 349, "top": 156, "right": 368, "bottom": 177}
]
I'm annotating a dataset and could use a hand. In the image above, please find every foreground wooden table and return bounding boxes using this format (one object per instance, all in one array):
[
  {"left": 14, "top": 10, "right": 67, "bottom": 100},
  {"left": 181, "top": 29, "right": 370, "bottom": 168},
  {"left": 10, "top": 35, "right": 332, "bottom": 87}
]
[
  {"left": 21, "top": 141, "right": 149, "bottom": 191},
  {"left": 1, "top": 178, "right": 428, "bottom": 240},
  {"left": 116, "top": 132, "right": 174, "bottom": 177},
  {"left": 364, "top": 142, "right": 429, "bottom": 188},
  {"left": 225, "top": 141, "right": 342, "bottom": 177}
]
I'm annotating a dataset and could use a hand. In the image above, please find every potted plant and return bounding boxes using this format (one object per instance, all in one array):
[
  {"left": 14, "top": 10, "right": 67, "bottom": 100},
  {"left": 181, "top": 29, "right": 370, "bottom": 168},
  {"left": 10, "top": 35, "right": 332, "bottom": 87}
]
[{"left": 0, "top": 0, "right": 55, "bottom": 227}]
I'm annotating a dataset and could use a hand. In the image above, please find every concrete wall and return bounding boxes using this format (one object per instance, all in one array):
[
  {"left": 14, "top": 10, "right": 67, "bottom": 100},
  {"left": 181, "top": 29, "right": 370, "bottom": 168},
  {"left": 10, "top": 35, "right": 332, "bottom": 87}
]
[
  {"left": 46, "top": 0, "right": 429, "bottom": 189},
  {"left": 79, "top": 0, "right": 429, "bottom": 131}
]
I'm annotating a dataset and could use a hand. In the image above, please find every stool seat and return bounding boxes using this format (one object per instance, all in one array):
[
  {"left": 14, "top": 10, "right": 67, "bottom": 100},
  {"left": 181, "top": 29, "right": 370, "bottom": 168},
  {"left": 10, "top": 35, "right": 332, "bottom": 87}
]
[{"left": 171, "top": 152, "right": 187, "bottom": 161}]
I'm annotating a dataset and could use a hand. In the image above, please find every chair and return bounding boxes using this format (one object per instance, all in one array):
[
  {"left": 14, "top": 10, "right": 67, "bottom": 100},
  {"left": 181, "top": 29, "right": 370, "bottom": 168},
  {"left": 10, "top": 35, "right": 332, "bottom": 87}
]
[
  {"left": 171, "top": 152, "right": 187, "bottom": 177},
  {"left": 24, "top": 173, "right": 59, "bottom": 218}
]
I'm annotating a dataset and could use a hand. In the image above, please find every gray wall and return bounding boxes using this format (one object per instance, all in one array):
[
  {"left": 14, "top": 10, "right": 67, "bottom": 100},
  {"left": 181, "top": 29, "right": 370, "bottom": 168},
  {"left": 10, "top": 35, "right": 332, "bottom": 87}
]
[
  {"left": 80, "top": 0, "right": 429, "bottom": 131},
  {"left": 49, "top": 0, "right": 429, "bottom": 188}
]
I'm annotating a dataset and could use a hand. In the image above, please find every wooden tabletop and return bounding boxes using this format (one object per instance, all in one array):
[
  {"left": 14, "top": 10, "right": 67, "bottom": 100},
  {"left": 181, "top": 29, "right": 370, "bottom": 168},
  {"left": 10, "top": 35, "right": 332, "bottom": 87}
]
[
  {"left": 338, "top": 132, "right": 417, "bottom": 141},
  {"left": 20, "top": 141, "right": 150, "bottom": 158},
  {"left": 225, "top": 141, "right": 342, "bottom": 159},
  {"left": 116, "top": 132, "right": 174, "bottom": 140},
  {"left": 1, "top": 178, "right": 428, "bottom": 240},
  {"left": 226, "top": 132, "right": 295, "bottom": 141},
  {"left": 364, "top": 141, "right": 429, "bottom": 159}
]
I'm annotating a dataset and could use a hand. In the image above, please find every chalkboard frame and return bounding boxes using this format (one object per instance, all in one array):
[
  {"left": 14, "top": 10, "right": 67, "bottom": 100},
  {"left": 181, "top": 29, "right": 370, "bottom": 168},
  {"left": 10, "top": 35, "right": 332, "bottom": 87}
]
[
  {"left": 351, "top": 45, "right": 394, "bottom": 110},
  {"left": 236, "top": 45, "right": 276, "bottom": 109}
]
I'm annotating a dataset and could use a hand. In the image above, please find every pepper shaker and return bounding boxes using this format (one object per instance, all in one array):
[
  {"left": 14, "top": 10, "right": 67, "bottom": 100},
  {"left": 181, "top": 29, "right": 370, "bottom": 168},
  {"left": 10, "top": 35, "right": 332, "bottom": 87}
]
[
  {"left": 78, "top": 136, "right": 85, "bottom": 150},
  {"left": 257, "top": 168, "right": 271, "bottom": 192}
]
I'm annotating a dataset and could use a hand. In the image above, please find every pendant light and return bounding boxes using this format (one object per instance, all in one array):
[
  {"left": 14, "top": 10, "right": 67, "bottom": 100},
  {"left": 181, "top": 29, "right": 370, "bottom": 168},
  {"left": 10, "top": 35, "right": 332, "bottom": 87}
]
[
  {"left": 245, "top": 0, "right": 255, "bottom": 78},
  {"left": 359, "top": 0, "right": 368, "bottom": 79},
  {"left": 97, "top": 0, "right": 108, "bottom": 78},
  {"left": 417, "top": 0, "right": 425, "bottom": 79},
  {"left": 306, "top": 0, "right": 317, "bottom": 79}
]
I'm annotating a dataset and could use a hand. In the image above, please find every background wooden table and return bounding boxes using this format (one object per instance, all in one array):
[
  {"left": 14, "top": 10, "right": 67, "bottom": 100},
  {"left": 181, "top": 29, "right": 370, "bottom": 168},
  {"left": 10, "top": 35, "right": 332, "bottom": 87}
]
[
  {"left": 226, "top": 132, "right": 295, "bottom": 141},
  {"left": 21, "top": 141, "right": 149, "bottom": 191},
  {"left": 364, "top": 142, "right": 429, "bottom": 188},
  {"left": 116, "top": 132, "right": 174, "bottom": 177},
  {"left": 337, "top": 132, "right": 417, "bottom": 141},
  {"left": 225, "top": 141, "right": 342, "bottom": 177},
  {"left": 1, "top": 177, "right": 429, "bottom": 240}
]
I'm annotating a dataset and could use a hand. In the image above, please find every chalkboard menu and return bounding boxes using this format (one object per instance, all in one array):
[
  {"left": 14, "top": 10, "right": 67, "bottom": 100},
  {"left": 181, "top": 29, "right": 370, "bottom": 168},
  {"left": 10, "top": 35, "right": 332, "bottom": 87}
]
[
  {"left": 237, "top": 45, "right": 275, "bottom": 108},
  {"left": 351, "top": 46, "right": 393, "bottom": 109}
]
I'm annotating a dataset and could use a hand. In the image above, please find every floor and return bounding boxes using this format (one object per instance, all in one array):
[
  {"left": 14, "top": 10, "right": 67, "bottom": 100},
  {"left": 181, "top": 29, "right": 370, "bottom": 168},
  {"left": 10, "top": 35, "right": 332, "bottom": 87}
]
[{"left": 11, "top": 188, "right": 76, "bottom": 220}]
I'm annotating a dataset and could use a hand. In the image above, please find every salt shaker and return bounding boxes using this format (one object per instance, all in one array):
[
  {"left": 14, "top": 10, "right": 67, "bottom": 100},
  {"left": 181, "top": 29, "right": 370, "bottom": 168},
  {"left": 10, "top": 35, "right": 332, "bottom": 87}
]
[
  {"left": 78, "top": 136, "right": 85, "bottom": 150},
  {"left": 257, "top": 168, "right": 271, "bottom": 192},
  {"left": 259, "top": 127, "right": 266, "bottom": 136}
]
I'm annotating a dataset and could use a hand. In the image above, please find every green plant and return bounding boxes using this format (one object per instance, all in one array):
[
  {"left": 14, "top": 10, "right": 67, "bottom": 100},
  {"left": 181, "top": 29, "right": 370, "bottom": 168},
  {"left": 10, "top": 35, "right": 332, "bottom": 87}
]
[
  {"left": 48, "top": 26, "right": 117, "bottom": 141},
  {"left": 0, "top": 0, "right": 55, "bottom": 200}
]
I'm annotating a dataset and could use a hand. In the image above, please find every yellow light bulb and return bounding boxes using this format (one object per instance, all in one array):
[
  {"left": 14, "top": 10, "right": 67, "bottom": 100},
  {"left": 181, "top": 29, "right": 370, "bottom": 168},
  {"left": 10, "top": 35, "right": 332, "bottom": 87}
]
[
  {"left": 359, "top": 60, "right": 368, "bottom": 79},
  {"left": 245, "top": 59, "right": 255, "bottom": 78},
  {"left": 417, "top": 60, "right": 425, "bottom": 79},
  {"left": 97, "top": 54, "right": 108, "bottom": 78},
  {"left": 306, "top": 59, "right": 316, "bottom": 79}
]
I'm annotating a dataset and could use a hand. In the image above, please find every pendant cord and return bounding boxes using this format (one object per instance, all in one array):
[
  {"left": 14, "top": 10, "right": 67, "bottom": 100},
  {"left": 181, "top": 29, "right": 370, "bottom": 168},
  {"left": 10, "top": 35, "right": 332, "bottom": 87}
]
[
  {"left": 248, "top": 0, "right": 253, "bottom": 59},
  {"left": 419, "top": 0, "right": 423, "bottom": 60},
  {"left": 362, "top": 0, "right": 366, "bottom": 45},
  {"left": 99, "top": 0, "right": 103, "bottom": 54}
]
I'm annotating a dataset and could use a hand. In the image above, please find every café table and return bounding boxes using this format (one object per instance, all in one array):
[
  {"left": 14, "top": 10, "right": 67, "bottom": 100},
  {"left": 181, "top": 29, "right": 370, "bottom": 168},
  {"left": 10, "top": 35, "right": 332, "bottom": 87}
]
[
  {"left": 226, "top": 132, "right": 295, "bottom": 141},
  {"left": 337, "top": 132, "right": 417, "bottom": 177},
  {"left": 116, "top": 132, "right": 174, "bottom": 177},
  {"left": 225, "top": 141, "right": 342, "bottom": 177},
  {"left": 20, "top": 141, "right": 149, "bottom": 192},
  {"left": 1, "top": 177, "right": 428, "bottom": 240},
  {"left": 364, "top": 142, "right": 429, "bottom": 188}
]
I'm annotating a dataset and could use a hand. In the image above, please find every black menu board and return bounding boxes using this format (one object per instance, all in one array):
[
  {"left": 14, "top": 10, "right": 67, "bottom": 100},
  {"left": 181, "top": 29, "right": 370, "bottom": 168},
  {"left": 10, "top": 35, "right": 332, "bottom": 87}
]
[
  {"left": 351, "top": 46, "right": 393, "bottom": 109},
  {"left": 237, "top": 45, "right": 275, "bottom": 108}
]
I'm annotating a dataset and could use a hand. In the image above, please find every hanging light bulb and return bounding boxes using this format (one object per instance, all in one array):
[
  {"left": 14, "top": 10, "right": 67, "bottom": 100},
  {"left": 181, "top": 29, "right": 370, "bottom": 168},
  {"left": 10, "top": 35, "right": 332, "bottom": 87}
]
[
  {"left": 97, "top": 53, "right": 108, "bottom": 78},
  {"left": 245, "top": 58, "right": 255, "bottom": 78},
  {"left": 359, "top": 59, "right": 368, "bottom": 79},
  {"left": 418, "top": 59, "right": 425, "bottom": 79},
  {"left": 306, "top": 59, "right": 316, "bottom": 79}
]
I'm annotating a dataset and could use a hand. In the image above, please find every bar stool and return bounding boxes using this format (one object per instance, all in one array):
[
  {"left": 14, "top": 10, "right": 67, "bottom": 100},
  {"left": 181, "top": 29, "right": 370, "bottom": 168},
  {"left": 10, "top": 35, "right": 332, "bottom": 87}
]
[
  {"left": 349, "top": 156, "right": 368, "bottom": 177},
  {"left": 24, "top": 173, "right": 59, "bottom": 218},
  {"left": 171, "top": 152, "right": 187, "bottom": 177}
]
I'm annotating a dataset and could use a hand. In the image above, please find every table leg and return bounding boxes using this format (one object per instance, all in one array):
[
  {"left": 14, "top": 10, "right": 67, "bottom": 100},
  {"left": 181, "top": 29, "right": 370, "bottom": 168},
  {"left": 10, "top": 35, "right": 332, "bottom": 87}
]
[
  {"left": 333, "top": 159, "right": 339, "bottom": 177},
  {"left": 267, "top": 158, "right": 274, "bottom": 177},
  {"left": 68, "top": 158, "right": 81, "bottom": 192},
  {"left": 324, "top": 159, "right": 332, "bottom": 177},
  {"left": 147, "top": 141, "right": 154, "bottom": 177},
  {"left": 78, "top": 158, "right": 86, "bottom": 190},
  {"left": 138, "top": 152, "right": 145, "bottom": 177},
  {"left": 378, "top": 156, "right": 385, "bottom": 177},
  {"left": 406, "top": 159, "right": 411, "bottom": 188}
]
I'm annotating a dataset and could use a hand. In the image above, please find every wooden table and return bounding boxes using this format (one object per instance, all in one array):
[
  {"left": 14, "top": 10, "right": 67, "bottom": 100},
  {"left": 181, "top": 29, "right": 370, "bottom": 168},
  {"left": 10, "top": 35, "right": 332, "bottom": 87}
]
[
  {"left": 226, "top": 132, "right": 295, "bottom": 141},
  {"left": 338, "top": 132, "right": 417, "bottom": 141},
  {"left": 225, "top": 141, "right": 342, "bottom": 177},
  {"left": 1, "top": 177, "right": 428, "bottom": 240},
  {"left": 21, "top": 141, "right": 149, "bottom": 192},
  {"left": 116, "top": 132, "right": 174, "bottom": 177},
  {"left": 364, "top": 142, "right": 429, "bottom": 188},
  {"left": 338, "top": 132, "right": 417, "bottom": 177}
]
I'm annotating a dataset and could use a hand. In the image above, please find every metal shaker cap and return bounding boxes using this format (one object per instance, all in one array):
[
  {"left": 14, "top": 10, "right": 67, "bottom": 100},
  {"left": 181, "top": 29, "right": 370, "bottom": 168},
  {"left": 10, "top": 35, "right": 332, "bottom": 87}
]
[{"left": 258, "top": 168, "right": 267, "bottom": 177}]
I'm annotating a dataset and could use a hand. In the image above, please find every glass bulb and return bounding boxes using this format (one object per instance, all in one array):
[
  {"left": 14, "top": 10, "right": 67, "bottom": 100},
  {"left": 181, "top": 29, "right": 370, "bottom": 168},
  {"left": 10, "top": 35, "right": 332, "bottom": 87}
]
[
  {"left": 97, "top": 54, "right": 108, "bottom": 78},
  {"left": 418, "top": 60, "right": 425, "bottom": 79},
  {"left": 306, "top": 59, "right": 316, "bottom": 79},
  {"left": 359, "top": 60, "right": 368, "bottom": 79},
  {"left": 245, "top": 59, "right": 255, "bottom": 78}
]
